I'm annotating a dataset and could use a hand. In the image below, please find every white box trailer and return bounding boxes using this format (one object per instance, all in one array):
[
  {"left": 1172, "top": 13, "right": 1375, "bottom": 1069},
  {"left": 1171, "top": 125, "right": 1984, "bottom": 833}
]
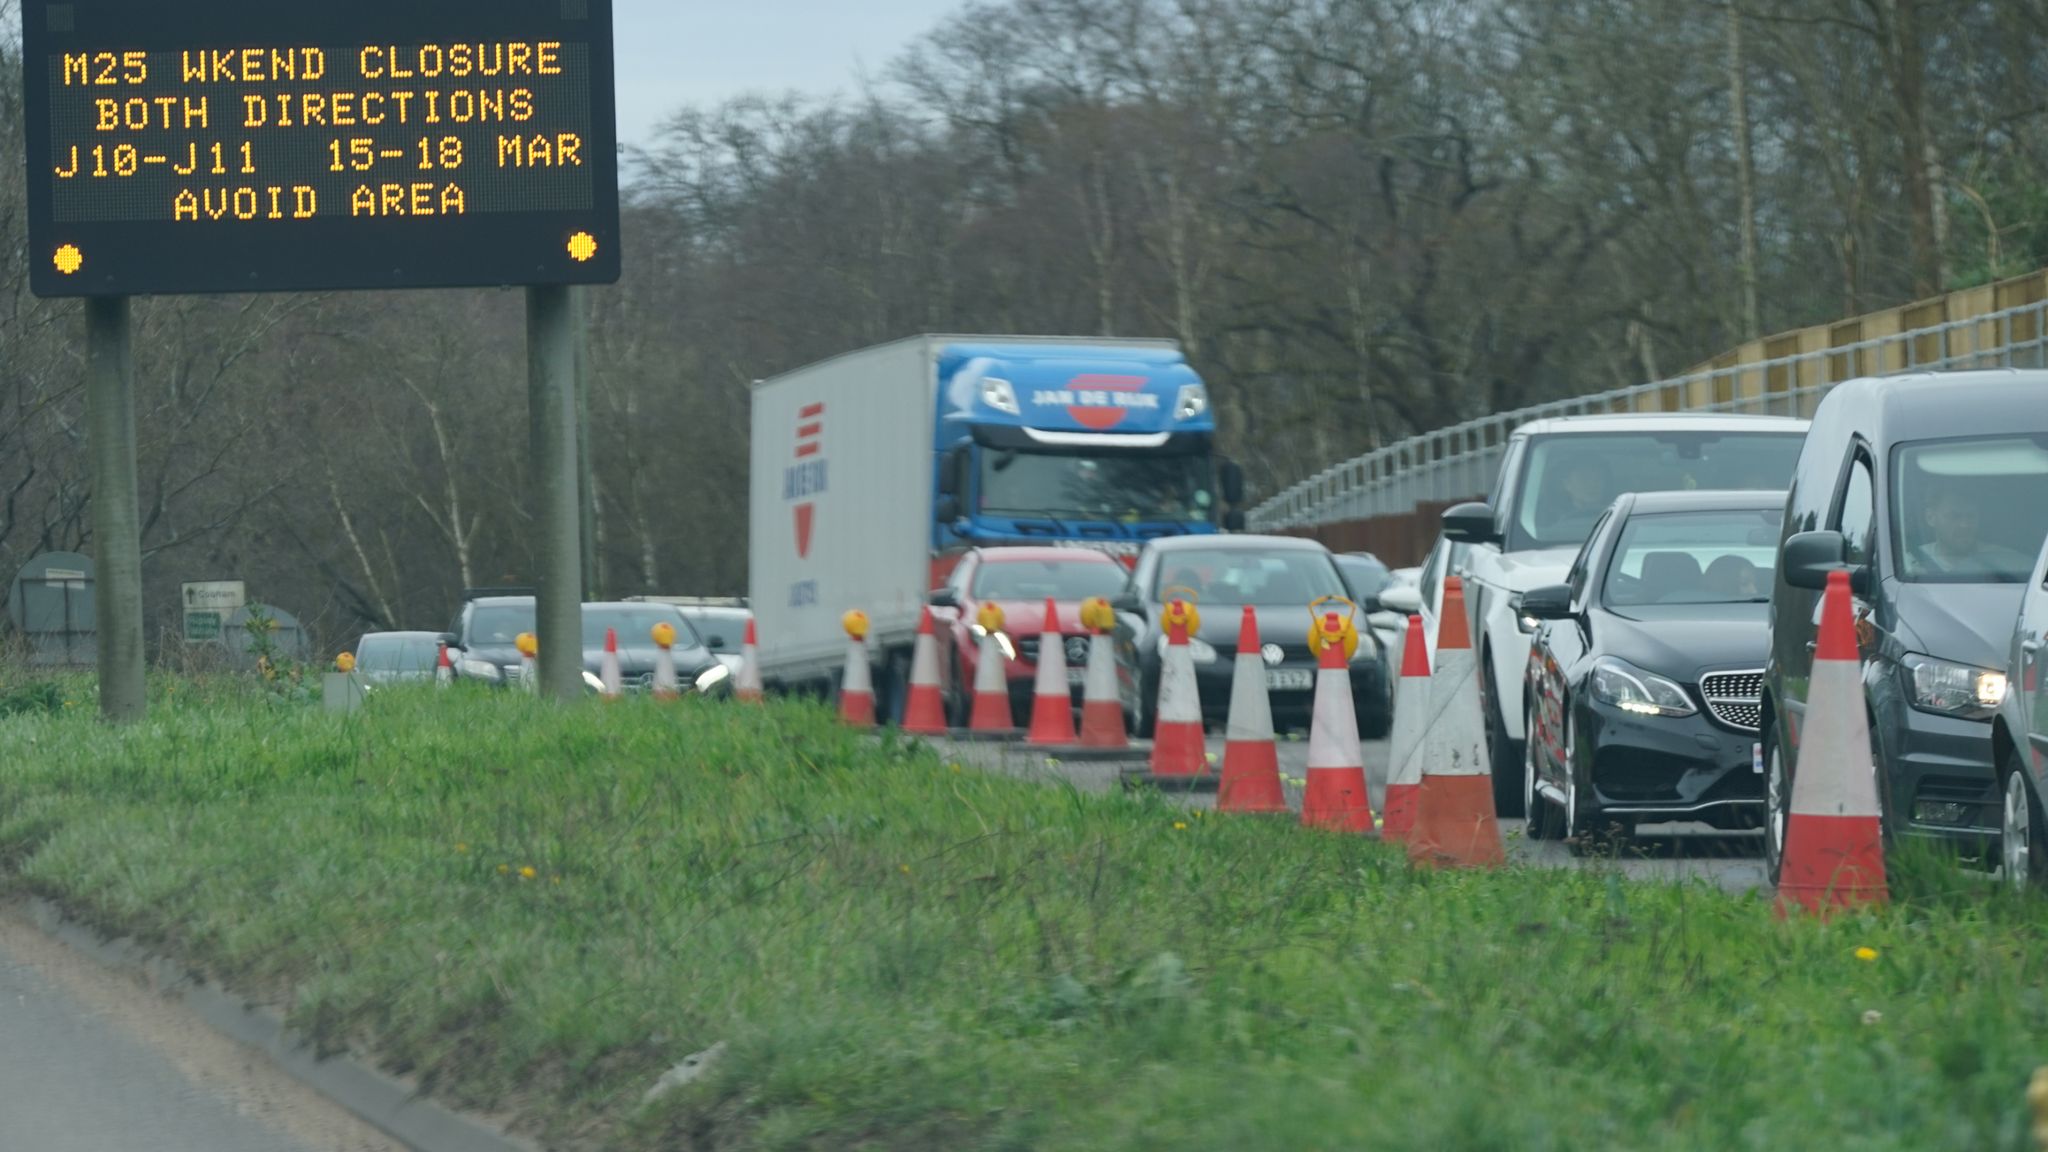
[{"left": 748, "top": 333, "right": 1198, "bottom": 699}]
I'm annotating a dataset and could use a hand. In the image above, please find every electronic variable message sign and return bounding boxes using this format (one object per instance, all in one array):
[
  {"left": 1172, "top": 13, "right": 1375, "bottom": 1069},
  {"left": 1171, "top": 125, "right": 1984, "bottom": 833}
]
[{"left": 23, "top": 0, "right": 621, "bottom": 297}]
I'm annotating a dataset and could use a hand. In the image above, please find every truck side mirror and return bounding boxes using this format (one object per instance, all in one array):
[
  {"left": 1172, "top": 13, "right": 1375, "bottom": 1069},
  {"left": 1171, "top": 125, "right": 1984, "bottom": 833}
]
[
  {"left": 1220, "top": 461, "right": 1245, "bottom": 506},
  {"left": 935, "top": 496, "right": 961, "bottom": 523},
  {"left": 928, "top": 588, "right": 959, "bottom": 609}
]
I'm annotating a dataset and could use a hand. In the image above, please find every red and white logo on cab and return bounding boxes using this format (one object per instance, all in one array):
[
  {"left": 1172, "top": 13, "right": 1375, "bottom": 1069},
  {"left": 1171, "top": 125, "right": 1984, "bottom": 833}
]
[
  {"left": 785, "top": 403, "right": 827, "bottom": 560},
  {"left": 1031, "top": 374, "right": 1159, "bottom": 431}
]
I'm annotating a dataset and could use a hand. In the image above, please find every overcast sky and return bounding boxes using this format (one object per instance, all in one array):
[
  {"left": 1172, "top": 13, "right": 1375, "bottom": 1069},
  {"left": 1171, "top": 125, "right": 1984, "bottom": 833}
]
[{"left": 613, "top": 0, "right": 965, "bottom": 145}]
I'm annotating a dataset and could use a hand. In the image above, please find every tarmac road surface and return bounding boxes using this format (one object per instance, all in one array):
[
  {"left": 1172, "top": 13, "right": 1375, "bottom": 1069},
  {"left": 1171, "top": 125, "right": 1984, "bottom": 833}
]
[
  {"left": 939, "top": 732, "right": 1770, "bottom": 894},
  {"left": 0, "top": 906, "right": 401, "bottom": 1152}
]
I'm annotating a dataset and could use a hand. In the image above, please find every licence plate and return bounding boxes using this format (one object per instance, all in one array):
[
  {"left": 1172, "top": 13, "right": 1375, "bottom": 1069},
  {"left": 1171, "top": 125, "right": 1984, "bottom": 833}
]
[{"left": 1265, "top": 669, "right": 1314, "bottom": 691}]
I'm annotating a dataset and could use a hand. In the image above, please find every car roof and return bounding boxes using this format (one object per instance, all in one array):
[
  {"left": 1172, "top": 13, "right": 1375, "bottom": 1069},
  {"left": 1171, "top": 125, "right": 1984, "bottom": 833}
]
[
  {"left": 1821, "top": 370, "right": 2048, "bottom": 443},
  {"left": 1144, "top": 534, "right": 1330, "bottom": 554},
  {"left": 360, "top": 630, "right": 441, "bottom": 640},
  {"left": 1623, "top": 489, "right": 1788, "bottom": 515},
  {"left": 971, "top": 546, "right": 1122, "bottom": 564},
  {"left": 468, "top": 596, "right": 533, "bottom": 608},
  {"left": 1512, "top": 413, "right": 1810, "bottom": 438}
]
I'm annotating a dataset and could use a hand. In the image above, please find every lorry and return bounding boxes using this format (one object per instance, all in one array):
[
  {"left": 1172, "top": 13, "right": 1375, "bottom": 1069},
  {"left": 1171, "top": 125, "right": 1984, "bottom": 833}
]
[{"left": 748, "top": 335, "right": 1245, "bottom": 709}]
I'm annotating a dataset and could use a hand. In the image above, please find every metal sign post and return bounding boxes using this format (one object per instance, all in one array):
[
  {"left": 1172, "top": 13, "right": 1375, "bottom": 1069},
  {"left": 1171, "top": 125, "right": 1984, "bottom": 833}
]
[
  {"left": 529, "top": 285, "right": 585, "bottom": 702},
  {"left": 85, "top": 298, "right": 145, "bottom": 722}
]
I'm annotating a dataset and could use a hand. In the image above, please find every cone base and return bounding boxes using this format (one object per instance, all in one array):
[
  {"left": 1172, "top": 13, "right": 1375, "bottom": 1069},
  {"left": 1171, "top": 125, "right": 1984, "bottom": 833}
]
[
  {"left": 1078, "top": 700, "right": 1129, "bottom": 748},
  {"left": 1406, "top": 774, "right": 1506, "bottom": 868},
  {"left": 1302, "top": 766, "right": 1375, "bottom": 833},
  {"left": 1027, "top": 744, "right": 1151, "bottom": 763},
  {"left": 1380, "top": 783, "right": 1420, "bottom": 842},
  {"left": 949, "top": 727, "right": 1022, "bottom": 742},
  {"left": 1219, "top": 740, "right": 1288, "bottom": 814},
  {"left": 1027, "top": 696, "right": 1079, "bottom": 746},
  {"left": 736, "top": 690, "right": 765, "bottom": 704},
  {"left": 1775, "top": 812, "right": 1888, "bottom": 915},
  {"left": 902, "top": 687, "right": 948, "bottom": 735},
  {"left": 839, "top": 693, "right": 876, "bottom": 728},
  {"left": 1150, "top": 720, "right": 1208, "bottom": 777},
  {"left": 970, "top": 695, "right": 1015, "bottom": 734}
]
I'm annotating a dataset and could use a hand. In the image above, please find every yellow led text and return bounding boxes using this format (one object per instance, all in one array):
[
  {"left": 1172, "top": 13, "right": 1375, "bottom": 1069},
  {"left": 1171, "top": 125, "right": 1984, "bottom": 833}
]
[
  {"left": 173, "top": 187, "right": 318, "bottom": 221},
  {"left": 350, "top": 183, "right": 467, "bottom": 217},
  {"left": 178, "top": 48, "right": 327, "bottom": 83},
  {"left": 95, "top": 96, "right": 210, "bottom": 131},
  {"left": 357, "top": 43, "right": 563, "bottom": 80},
  {"left": 242, "top": 89, "right": 534, "bottom": 129},
  {"left": 61, "top": 52, "right": 148, "bottom": 86},
  {"left": 496, "top": 133, "right": 583, "bottom": 168}
]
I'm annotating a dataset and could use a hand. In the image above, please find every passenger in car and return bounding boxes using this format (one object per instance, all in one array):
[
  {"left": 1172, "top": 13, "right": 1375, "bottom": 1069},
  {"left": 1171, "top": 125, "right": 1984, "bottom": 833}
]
[{"left": 1703, "top": 554, "right": 1762, "bottom": 600}]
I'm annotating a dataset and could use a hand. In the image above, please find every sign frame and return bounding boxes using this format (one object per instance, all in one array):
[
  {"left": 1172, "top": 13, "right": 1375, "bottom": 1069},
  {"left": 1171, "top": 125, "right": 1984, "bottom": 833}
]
[{"left": 22, "top": 0, "right": 621, "bottom": 298}]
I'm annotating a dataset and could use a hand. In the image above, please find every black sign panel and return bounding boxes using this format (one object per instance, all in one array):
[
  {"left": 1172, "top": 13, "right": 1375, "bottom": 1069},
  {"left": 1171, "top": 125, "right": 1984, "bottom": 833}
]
[{"left": 23, "top": 0, "right": 621, "bottom": 297}]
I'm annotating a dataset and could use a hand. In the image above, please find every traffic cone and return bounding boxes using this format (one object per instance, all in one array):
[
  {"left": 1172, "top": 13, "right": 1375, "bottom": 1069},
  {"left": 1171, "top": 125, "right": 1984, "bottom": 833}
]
[
  {"left": 1028, "top": 599, "right": 1078, "bottom": 746},
  {"left": 1077, "top": 625, "right": 1127, "bottom": 749},
  {"left": 599, "top": 628, "right": 623, "bottom": 699},
  {"left": 516, "top": 633, "right": 538, "bottom": 694},
  {"left": 967, "top": 630, "right": 1017, "bottom": 736},
  {"left": 1777, "top": 570, "right": 1888, "bottom": 916},
  {"left": 1146, "top": 602, "right": 1209, "bottom": 783},
  {"left": 1406, "top": 577, "right": 1505, "bottom": 867},
  {"left": 436, "top": 642, "right": 454, "bottom": 688},
  {"left": 1218, "top": 607, "right": 1287, "bottom": 815},
  {"left": 838, "top": 610, "right": 875, "bottom": 728},
  {"left": 901, "top": 608, "right": 948, "bottom": 735},
  {"left": 651, "top": 624, "right": 680, "bottom": 700},
  {"left": 1380, "top": 614, "right": 1429, "bottom": 841},
  {"left": 1301, "top": 612, "right": 1374, "bottom": 833},
  {"left": 735, "top": 618, "right": 764, "bottom": 703}
]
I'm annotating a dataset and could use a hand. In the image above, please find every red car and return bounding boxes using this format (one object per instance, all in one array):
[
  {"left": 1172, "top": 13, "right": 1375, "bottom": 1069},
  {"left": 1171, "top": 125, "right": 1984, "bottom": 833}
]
[{"left": 928, "top": 548, "right": 1133, "bottom": 725}]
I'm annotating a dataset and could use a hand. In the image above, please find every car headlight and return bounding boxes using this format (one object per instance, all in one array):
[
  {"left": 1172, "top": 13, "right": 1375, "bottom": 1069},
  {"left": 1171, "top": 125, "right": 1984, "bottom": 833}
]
[
  {"left": 971, "top": 623, "right": 1018, "bottom": 661},
  {"left": 1590, "top": 656, "right": 1695, "bottom": 718},
  {"left": 582, "top": 670, "right": 606, "bottom": 693},
  {"left": 1508, "top": 593, "right": 1537, "bottom": 634},
  {"left": 693, "top": 663, "right": 731, "bottom": 694},
  {"left": 980, "top": 377, "right": 1020, "bottom": 415},
  {"left": 1158, "top": 634, "right": 1219, "bottom": 665},
  {"left": 459, "top": 658, "right": 504, "bottom": 683},
  {"left": 1174, "top": 383, "right": 1208, "bottom": 421},
  {"left": 1901, "top": 653, "right": 2006, "bottom": 719}
]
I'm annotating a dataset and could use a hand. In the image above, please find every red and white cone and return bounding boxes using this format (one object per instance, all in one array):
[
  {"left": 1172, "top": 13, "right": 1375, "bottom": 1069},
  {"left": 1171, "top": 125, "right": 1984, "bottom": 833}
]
[
  {"left": 968, "top": 630, "right": 1017, "bottom": 735},
  {"left": 1028, "top": 599, "right": 1078, "bottom": 746},
  {"left": 1301, "top": 612, "right": 1375, "bottom": 833},
  {"left": 1218, "top": 607, "right": 1287, "bottom": 815},
  {"left": 651, "top": 625, "right": 680, "bottom": 700},
  {"left": 839, "top": 636, "right": 875, "bottom": 727},
  {"left": 902, "top": 608, "right": 948, "bottom": 735},
  {"left": 1078, "top": 629, "right": 1127, "bottom": 748},
  {"left": 1148, "top": 607, "right": 1208, "bottom": 781},
  {"left": 1380, "top": 614, "right": 1430, "bottom": 842},
  {"left": 1407, "top": 577, "right": 1505, "bottom": 867},
  {"left": 436, "top": 642, "right": 454, "bottom": 688},
  {"left": 735, "top": 618, "right": 764, "bottom": 703},
  {"left": 599, "top": 628, "right": 624, "bottom": 699},
  {"left": 1777, "top": 570, "right": 1888, "bottom": 916}
]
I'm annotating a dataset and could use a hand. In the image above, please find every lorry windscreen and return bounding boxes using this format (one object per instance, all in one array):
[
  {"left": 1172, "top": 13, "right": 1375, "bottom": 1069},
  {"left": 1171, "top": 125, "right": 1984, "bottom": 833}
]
[
  {"left": 980, "top": 450, "right": 1212, "bottom": 523},
  {"left": 1509, "top": 431, "right": 1803, "bottom": 552}
]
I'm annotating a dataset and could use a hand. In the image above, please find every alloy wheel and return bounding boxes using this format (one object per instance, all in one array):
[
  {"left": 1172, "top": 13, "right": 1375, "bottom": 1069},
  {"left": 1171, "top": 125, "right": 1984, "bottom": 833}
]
[{"left": 2005, "top": 769, "right": 2034, "bottom": 893}]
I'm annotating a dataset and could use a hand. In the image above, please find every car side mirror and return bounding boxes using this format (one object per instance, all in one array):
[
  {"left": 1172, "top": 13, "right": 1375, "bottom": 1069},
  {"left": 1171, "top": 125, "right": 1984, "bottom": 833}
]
[
  {"left": 437, "top": 632, "right": 459, "bottom": 650},
  {"left": 1782, "top": 530, "right": 1870, "bottom": 593},
  {"left": 1520, "top": 583, "right": 1574, "bottom": 621},
  {"left": 1377, "top": 584, "right": 1422, "bottom": 615},
  {"left": 1360, "top": 595, "right": 1384, "bottom": 615},
  {"left": 928, "top": 588, "right": 959, "bottom": 609},
  {"left": 705, "top": 635, "right": 726, "bottom": 650},
  {"left": 1220, "top": 461, "right": 1246, "bottom": 506},
  {"left": 935, "top": 496, "right": 961, "bottom": 523},
  {"left": 1223, "top": 509, "right": 1247, "bottom": 532},
  {"left": 1442, "top": 501, "right": 1500, "bottom": 545},
  {"left": 1114, "top": 591, "right": 1143, "bottom": 614}
]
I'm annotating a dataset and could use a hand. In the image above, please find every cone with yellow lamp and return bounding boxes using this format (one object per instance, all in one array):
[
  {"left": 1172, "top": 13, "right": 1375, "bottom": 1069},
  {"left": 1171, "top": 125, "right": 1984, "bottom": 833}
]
[
  {"left": 1406, "top": 576, "right": 1506, "bottom": 868},
  {"left": 435, "top": 641, "right": 454, "bottom": 688},
  {"left": 1775, "top": 569, "right": 1888, "bottom": 916},
  {"left": 963, "top": 601, "right": 1020, "bottom": 739},
  {"left": 599, "top": 627, "right": 624, "bottom": 699},
  {"left": 651, "top": 621, "right": 681, "bottom": 699},
  {"left": 839, "top": 609, "right": 875, "bottom": 727},
  {"left": 1300, "top": 604, "right": 1375, "bottom": 832},
  {"left": 516, "top": 632, "right": 539, "bottom": 693},
  {"left": 1122, "top": 597, "right": 1216, "bottom": 792},
  {"left": 1027, "top": 596, "right": 1146, "bottom": 762},
  {"left": 901, "top": 607, "right": 949, "bottom": 736}
]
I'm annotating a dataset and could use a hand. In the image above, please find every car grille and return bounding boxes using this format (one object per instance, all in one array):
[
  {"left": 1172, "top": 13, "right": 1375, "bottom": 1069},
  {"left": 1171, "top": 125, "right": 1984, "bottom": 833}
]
[
  {"left": 1014, "top": 637, "right": 1091, "bottom": 665},
  {"left": 1699, "top": 670, "right": 1764, "bottom": 732}
]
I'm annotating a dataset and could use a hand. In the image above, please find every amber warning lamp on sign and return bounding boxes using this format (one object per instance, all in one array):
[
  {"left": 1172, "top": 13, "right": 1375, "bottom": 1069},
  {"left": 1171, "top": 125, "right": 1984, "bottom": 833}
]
[{"left": 22, "top": 0, "right": 621, "bottom": 297}]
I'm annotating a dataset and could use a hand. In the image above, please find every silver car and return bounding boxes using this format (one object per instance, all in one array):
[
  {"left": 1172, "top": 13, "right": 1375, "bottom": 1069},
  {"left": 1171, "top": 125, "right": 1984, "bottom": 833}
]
[{"left": 352, "top": 630, "right": 444, "bottom": 686}]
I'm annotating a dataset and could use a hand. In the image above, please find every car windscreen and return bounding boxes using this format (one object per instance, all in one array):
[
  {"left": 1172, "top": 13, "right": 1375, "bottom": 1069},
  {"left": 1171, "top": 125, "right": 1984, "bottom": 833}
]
[
  {"left": 1335, "top": 555, "right": 1391, "bottom": 599},
  {"left": 584, "top": 607, "right": 705, "bottom": 651},
  {"left": 1151, "top": 549, "right": 1347, "bottom": 607},
  {"left": 468, "top": 605, "right": 535, "bottom": 646},
  {"left": 980, "top": 449, "right": 1214, "bottom": 523},
  {"left": 972, "top": 559, "right": 1129, "bottom": 601},
  {"left": 1511, "top": 431, "right": 1803, "bottom": 551},
  {"left": 356, "top": 634, "right": 438, "bottom": 672},
  {"left": 1892, "top": 435, "right": 2048, "bottom": 584},
  {"left": 1602, "top": 509, "right": 1783, "bottom": 607},
  {"left": 680, "top": 611, "right": 748, "bottom": 653}
]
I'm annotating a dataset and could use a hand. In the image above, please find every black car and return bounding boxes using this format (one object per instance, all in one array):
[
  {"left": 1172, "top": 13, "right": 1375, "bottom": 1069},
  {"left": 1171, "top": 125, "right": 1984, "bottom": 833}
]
[
  {"left": 1763, "top": 370, "right": 2048, "bottom": 880},
  {"left": 1521, "top": 490, "right": 1782, "bottom": 849},
  {"left": 1114, "top": 535, "right": 1391, "bottom": 737},
  {"left": 443, "top": 597, "right": 724, "bottom": 693}
]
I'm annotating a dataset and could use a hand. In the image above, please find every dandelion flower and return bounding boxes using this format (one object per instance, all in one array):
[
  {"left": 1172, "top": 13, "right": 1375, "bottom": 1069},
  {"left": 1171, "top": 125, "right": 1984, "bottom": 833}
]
[
  {"left": 900, "top": 864, "right": 911, "bottom": 875},
  {"left": 455, "top": 843, "right": 469, "bottom": 854},
  {"left": 1855, "top": 947, "right": 1879, "bottom": 962},
  {"left": 1173, "top": 821, "right": 1188, "bottom": 831},
  {"left": 518, "top": 866, "right": 537, "bottom": 880},
  {"left": 496, "top": 864, "right": 510, "bottom": 875},
  {"left": 1861, "top": 1009, "right": 1882, "bottom": 1026}
]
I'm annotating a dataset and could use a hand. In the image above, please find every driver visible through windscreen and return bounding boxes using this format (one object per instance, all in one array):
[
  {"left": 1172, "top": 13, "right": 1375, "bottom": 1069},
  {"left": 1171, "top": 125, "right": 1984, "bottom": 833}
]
[
  {"left": 1515, "top": 432, "right": 1804, "bottom": 551},
  {"left": 980, "top": 450, "right": 1213, "bottom": 523},
  {"left": 1894, "top": 435, "right": 2048, "bottom": 583}
]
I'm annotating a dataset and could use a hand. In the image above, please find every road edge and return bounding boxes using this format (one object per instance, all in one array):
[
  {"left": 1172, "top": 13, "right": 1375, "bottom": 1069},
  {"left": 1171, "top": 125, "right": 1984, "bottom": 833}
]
[{"left": 15, "top": 896, "right": 542, "bottom": 1152}]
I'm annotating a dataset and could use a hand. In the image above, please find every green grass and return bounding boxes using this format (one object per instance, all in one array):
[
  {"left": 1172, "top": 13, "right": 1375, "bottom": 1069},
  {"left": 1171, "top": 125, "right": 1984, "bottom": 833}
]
[{"left": 1, "top": 685, "right": 2046, "bottom": 1150}]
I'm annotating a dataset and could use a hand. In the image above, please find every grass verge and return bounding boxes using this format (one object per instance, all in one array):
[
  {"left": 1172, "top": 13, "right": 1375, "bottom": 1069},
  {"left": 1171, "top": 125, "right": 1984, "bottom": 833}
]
[{"left": 1, "top": 686, "right": 2044, "bottom": 1150}]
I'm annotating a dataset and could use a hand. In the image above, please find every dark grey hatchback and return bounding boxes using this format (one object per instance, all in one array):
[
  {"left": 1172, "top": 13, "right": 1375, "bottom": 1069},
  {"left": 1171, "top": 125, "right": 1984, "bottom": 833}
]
[{"left": 1762, "top": 370, "right": 2048, "bottom": 881}]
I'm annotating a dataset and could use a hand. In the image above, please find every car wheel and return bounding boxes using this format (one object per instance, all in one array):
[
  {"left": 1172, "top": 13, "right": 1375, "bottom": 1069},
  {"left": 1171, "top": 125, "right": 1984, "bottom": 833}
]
[
  {"left": 2001, "top": 746, "right": 2047, "bottom": 892},
  {"left": 945, "top": 652, "right": 969, "bottom": 729},
  {"left": 1135, "top": 668, "right": 1158, "bottom": 739},
  {"left": 1483, "top": 661, "right": 1525, "bottom": 818},
  {"left": 1525, "top": 713, "right": 1564, "bottom": 841},
  {"left": 1765, "top": 728, "right": 1790, "bottom": 887}
]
